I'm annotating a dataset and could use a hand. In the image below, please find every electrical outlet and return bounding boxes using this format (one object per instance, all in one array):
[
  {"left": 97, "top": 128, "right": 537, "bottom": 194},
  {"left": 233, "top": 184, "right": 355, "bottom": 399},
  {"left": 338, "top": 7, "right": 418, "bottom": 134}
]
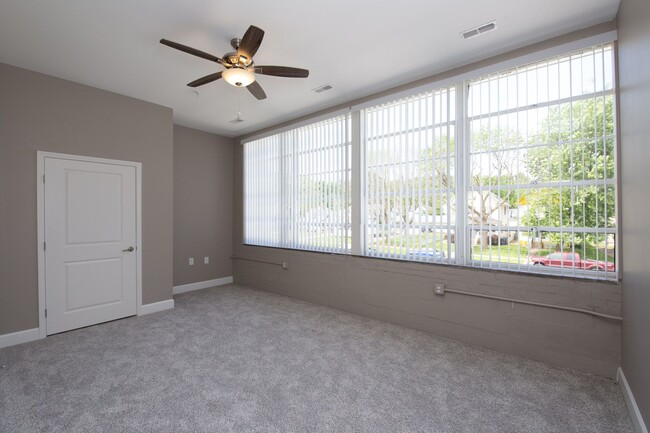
[
  {"left": 204, "top": 256, "right": 209, "bottom": 264},
  {"left": 189, "top": 257, "right": 194, "bottom": 266},
  {"left": 282, "top": 261, "right": 289, "bottom": 269},
  {"left": 434, "top": 283, "right": 445, "bottom": 295}
]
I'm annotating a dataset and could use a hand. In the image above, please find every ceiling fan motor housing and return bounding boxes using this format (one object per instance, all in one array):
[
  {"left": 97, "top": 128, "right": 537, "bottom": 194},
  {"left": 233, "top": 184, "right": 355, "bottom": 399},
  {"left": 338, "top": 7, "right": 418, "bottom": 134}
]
[{"left": 224, "top": 54, "right": 253, "bottom": 68}]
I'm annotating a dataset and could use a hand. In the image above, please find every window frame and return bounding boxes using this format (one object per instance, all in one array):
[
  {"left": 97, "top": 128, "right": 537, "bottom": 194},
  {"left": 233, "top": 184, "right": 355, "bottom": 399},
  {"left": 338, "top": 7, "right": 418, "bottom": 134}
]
[
  {"left": 460, "top": 44, "right": 618, "bottom": 280},
  {"left": 361, "top": 87, "right": 457, "bottom": 265},
  {"left": 243, "top": 112, "right": 352, "bottom": 253},
  {"left": 241, "top": 31, "right": 619, "bottom": 282}
]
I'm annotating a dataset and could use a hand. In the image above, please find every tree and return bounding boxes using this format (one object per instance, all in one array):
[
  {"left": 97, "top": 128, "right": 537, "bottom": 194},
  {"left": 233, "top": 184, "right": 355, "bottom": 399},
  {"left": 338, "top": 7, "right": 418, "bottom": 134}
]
[
  {"left": 467, "top": 126, "right": 526, "bottom": 245},
  {"left": 523, "top": 96, "right": 616, "bottom": 251},
  {"left": 365, "top": 134, "right": 455, "bottom": 248}
]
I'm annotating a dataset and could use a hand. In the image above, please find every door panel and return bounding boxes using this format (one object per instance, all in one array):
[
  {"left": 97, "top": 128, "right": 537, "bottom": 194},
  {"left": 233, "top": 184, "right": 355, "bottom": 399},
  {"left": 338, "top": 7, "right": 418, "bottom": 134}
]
[
  {"left": 66, "top": 258, "right": 123, "bottom": 310},
  {"left": 45, "top": 157, "right": 137, "bottom": 335},
  {"left": 66, "top": 170, "right": 123, "bottom": 244}
]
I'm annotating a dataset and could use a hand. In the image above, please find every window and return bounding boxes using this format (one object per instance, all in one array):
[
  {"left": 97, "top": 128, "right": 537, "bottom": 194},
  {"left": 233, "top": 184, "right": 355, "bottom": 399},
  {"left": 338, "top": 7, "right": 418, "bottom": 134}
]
[
  {"left": 242, "top": 39, "right": 617, "bottom": 281},
  {"left": 364, "top": 87, "right": 456, "bottom": 263},
  {"left": 244, "top": 113, "right": 351, "bottom": 252},
  {"left": 465, "top": 43, "right": 616, "bottom": 279}
]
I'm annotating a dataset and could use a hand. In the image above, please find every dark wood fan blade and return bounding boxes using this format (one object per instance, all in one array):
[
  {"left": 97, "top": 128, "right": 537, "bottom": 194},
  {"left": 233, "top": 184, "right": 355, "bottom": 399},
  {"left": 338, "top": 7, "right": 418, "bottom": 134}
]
[
  {"left": 187, "top": 72, "right": 223, "bottom": 87},
  {"left": 160, "top": 39, "right": 223, "bottom": 64},
  {"left": 238, "top": 25, "right": 265, "bottom": 59},
  {"left": 256, "top": 65, "right": 309, "bottom": 78},
  {"left": 247, "top": 80, "right": 267, "bottom": 100}
]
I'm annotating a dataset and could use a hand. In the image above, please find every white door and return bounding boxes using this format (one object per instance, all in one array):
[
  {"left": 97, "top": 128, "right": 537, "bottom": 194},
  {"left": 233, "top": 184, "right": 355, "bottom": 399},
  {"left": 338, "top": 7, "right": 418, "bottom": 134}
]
[{"left": 44, "top": 157, "right": 137, "bottom": 335}]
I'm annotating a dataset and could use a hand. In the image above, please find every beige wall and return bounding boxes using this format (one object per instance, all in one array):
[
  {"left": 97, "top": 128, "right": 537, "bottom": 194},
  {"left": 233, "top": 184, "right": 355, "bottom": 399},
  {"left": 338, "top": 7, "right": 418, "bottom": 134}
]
[
  {"left": 618, "top": 0, "right": 650, "bottom": 425},
  {"left": 0, "top": 63, "right": 174, "bottom": 335},
  {"left": 173, "top": 125, "right": 233, "bottom": 286},
  {"left": 232, "top": 22, "right": 623, "bottom": 378}
]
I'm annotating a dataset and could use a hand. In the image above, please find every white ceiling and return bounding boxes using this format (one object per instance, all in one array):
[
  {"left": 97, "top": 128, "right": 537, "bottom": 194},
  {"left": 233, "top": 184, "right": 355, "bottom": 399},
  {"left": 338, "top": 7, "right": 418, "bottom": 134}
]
[{"left": 0, "top": 0, "right": 620, "bottom": 137}]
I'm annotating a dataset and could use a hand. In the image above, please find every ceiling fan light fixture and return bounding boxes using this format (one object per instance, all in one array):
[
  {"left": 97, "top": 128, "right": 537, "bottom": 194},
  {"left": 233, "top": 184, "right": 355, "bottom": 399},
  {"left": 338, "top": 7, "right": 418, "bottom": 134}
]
[{"left": 223, "top": 67, "right": 256, "bottom": 87}]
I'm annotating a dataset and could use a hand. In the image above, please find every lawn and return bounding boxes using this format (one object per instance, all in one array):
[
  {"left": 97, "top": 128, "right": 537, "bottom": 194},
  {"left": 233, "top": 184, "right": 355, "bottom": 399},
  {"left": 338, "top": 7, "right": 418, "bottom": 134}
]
[
  {"left": 302, "top": 230, "right": 614, "bottom": 266},
  {"left": 368, "top": 232, "right": 455, "bottom": 257},
  {"left": 471, "top": 244, "right": 530, "bottom": 264},
  {"left": 369, "top": 231, "right": 613, "bottom": 266}
]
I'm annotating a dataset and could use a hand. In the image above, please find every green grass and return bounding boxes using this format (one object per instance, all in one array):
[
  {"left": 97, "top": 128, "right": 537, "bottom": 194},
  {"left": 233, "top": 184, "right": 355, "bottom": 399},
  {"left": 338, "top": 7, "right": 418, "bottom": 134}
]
[
  {"left": 369, "top": 232, "right": 455, "bottom": 257},
  {"left": 299, "top": 230, "right": 614, "bottom": 266},
  {"left": 471, "top": 244, "right": 530, "bottom": 264}
]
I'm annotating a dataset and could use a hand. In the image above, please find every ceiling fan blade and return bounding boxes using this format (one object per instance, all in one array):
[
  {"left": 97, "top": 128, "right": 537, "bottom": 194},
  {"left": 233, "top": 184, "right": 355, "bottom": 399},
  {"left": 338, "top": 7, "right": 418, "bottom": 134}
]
[
  {"left": 247, "top": 80, "right": 267, "bottom": 100},
  {"left": 160, "top": 39, "right": 223, "bottom": 64},
  {"left": 255, "top": 65, "right": 309, "bottom": 78},
  {"left": 238, "top": 25, "right": 265, "bottom": 59},
  {"left": 187, "top": 72, "right": 223, "bottom": 88}
]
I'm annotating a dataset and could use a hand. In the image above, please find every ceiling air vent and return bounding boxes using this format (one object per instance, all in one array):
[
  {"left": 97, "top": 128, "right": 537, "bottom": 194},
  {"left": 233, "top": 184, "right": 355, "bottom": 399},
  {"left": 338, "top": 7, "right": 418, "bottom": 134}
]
[
  {"left": 312, "top": 84, "right": 333, "bottom": 94},
  {"left": 462, "top": 21, "right": 496, "bottom": 39}
]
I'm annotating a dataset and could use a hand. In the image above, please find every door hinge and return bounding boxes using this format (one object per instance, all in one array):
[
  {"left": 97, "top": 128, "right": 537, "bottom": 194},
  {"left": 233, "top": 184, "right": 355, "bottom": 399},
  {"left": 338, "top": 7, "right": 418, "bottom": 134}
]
[
  {"left": 43, "top": 242, "right": 46, "bottom": 251},
  {"left": 44, "top": 309, "right": 47, "bottom": 318},
  {"left": 42, "top": 174, "right": 45, "bottom": 183}
]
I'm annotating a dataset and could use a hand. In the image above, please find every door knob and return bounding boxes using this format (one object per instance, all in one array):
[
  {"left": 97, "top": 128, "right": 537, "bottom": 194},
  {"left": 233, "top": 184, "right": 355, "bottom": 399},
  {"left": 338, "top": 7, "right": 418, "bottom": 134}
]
[{"left": 122, "top": 246, "right": 135, "bottom": 252}]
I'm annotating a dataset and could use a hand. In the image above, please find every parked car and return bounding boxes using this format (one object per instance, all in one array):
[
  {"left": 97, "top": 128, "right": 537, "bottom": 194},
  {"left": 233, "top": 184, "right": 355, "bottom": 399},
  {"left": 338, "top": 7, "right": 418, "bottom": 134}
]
[
  {"left": 408, "top": 248, "right": 445, "bottom": 260},
  {"left": 529, "top": 252, "right": 615, "bottom": 271}
]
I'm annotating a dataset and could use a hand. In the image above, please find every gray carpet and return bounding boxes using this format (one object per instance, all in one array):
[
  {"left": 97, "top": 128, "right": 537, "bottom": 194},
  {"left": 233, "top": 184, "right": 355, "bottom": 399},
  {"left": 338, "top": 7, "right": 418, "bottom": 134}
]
[{"left": 0, "top": 284, "right": 633, "bottom": 433}]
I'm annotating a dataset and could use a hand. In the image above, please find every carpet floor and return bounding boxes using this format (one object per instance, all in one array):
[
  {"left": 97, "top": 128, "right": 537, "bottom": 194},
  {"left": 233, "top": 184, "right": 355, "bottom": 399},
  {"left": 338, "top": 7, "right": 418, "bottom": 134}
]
[{"left": 0, "top": 284, "right": 633, "bottom": 433}]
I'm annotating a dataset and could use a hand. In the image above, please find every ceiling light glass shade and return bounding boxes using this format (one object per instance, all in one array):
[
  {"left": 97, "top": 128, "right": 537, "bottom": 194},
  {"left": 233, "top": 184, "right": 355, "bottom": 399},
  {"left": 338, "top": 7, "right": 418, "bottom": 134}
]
[{"left": 222, "top": 68, "right": 256, "bottom": 87}]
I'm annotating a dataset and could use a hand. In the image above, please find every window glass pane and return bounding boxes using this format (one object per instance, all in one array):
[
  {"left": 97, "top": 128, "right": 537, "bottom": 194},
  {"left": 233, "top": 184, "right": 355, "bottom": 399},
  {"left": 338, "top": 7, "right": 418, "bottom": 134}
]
[
  {"left": 466, "top": 43, "right": 617, "bottom": 280},
  {"left": 244, "top": 114, "right": 351, "bottom": 252},
  {"left": 243, "top": 135, "right": 283, "bottom": 247},
  {"left": 364, "top": 87, "right": 456, "bottom": 263}
]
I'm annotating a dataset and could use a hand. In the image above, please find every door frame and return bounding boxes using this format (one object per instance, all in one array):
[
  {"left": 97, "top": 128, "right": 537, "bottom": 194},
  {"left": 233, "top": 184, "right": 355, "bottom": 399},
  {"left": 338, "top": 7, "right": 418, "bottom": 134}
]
[{"left": 37, "top": 151, "right": 143, "bottom": 338}]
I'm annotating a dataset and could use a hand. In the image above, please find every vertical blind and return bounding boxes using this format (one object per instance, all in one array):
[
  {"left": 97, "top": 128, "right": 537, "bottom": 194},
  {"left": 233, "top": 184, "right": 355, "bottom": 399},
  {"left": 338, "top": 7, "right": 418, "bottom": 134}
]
[
  {"left": 242, "top": 41, "right": 617, "bottom": 281},
  {"left": 364, "top": 87, "right": 456, "bottom": 263},
  {"left": 466, "top": 43, "right": 616, "bottom": 279},
  {"left": 243, "top": 133, "right": 284, "bottom": 247},
  {"left": 244, "top": 113, "right": 351, "bottom": 252}
]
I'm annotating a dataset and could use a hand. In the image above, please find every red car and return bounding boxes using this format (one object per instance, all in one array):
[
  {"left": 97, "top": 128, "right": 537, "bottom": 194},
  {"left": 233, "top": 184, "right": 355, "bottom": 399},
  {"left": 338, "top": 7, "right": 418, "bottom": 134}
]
[{"left": 530, "top": 252, "right": 615, "bottom": 271}]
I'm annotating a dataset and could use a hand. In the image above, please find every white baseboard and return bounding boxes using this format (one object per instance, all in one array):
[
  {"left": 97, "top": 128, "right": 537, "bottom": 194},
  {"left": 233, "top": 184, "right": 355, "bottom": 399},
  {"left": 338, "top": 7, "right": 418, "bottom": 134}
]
[
  {"left": 618, "top": 367, "right": 649, "bottom": 433},
  {"left": 173, "top": 276, "right": 233, "bottom": 295},
  {"left": 139, "top": 299, "right": 174, "bottom": 316},
  {"left": 0, "top": 328, "right": 41, "bottom": 349}
]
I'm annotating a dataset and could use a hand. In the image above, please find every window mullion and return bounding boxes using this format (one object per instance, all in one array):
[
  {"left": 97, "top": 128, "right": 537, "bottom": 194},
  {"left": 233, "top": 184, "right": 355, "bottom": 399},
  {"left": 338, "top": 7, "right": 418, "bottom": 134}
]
[
  {"left": 456, "top": 82, "right": 468, "bottom": 265},
  {"left": 351, "top": 110, "right": 362, "bottom": 255}
]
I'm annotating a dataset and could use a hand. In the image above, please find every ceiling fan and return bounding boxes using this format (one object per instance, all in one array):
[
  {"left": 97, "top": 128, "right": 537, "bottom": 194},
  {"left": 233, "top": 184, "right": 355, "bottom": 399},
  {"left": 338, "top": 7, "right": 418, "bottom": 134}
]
[{"left": 160, "top": 25, "right": 309, "bottom": 100}]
